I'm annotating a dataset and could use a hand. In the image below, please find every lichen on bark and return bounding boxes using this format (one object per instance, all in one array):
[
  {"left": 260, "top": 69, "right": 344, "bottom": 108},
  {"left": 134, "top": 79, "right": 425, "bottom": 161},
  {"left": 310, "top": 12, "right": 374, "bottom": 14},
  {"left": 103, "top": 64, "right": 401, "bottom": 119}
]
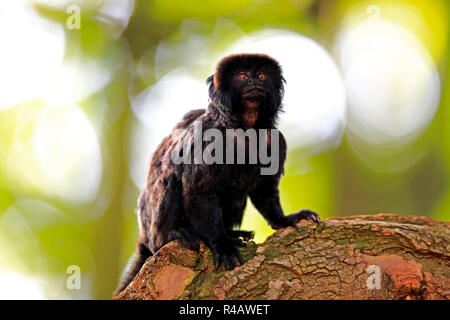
[{"left": 114, "top": 214, "right": 450, "bottom": 300}]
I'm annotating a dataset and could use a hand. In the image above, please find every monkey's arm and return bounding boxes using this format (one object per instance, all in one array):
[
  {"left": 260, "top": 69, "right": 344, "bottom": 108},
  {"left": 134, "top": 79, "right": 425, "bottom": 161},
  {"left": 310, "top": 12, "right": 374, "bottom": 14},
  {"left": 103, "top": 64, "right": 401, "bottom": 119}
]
[
  {"left": 249, "top": 133, "right": 320, "bottom": 228},
  {"left": 249, "top": 177, "right": 320, "bottom": 229}
]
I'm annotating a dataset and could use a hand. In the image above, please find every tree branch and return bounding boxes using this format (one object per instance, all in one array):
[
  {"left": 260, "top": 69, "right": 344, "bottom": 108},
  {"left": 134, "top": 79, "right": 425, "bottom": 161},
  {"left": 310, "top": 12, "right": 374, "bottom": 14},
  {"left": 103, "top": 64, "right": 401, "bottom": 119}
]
[{"left": 113, "top": 214, "right": 450, "bottom": 300}]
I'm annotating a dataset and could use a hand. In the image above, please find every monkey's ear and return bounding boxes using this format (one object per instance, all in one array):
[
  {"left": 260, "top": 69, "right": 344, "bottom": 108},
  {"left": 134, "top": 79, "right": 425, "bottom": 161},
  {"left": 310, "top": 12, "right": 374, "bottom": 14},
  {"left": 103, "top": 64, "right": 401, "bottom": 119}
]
[
  {"left": 213, "top": 73, "right": 219, "bottom": 90},
  {"left": 206, "top": 74, "right": 220, "bottom": 91}
]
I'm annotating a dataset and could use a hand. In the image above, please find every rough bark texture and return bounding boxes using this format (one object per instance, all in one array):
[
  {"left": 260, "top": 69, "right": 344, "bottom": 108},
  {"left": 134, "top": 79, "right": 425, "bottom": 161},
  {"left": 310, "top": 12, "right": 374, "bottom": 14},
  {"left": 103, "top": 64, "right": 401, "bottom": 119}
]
[{"left": 113, "top": 214, "right": 450, "bottom": 300}]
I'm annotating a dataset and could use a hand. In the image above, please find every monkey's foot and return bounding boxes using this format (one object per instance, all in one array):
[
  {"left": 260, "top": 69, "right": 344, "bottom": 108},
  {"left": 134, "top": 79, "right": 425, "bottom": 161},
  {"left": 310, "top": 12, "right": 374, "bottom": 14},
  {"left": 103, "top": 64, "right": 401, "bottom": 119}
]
[
  {"left": 210, "top": 237, "right": 244, "bottom": 270},
  {"left": 228, "top": 230, "right": 254, "bottom": 241},
  {"left": 287, "top": 209, "right": 322, "bottom": 225},
  {"left": 169, "top": 227, "right": 201, "bottom": 252}
]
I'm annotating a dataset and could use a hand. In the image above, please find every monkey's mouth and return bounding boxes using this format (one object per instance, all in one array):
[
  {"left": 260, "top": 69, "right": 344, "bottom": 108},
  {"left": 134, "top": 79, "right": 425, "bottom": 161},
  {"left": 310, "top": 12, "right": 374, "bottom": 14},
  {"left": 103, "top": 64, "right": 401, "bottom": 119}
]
[{"left": 242, "top": 86, "right": 266, "bottom": 100}]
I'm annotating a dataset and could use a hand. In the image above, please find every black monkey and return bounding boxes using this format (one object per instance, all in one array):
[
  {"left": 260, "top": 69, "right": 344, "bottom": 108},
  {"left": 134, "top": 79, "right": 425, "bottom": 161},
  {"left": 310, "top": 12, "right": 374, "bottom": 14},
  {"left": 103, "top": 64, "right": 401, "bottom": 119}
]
[{"left": 115, "top": 54, "right": 320, "bottom": 294}]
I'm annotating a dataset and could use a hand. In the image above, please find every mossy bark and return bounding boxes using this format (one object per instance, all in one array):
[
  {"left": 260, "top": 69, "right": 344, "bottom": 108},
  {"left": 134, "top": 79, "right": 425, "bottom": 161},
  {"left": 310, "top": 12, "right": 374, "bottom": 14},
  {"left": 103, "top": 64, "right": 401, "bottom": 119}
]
[{"left": 113, "top": 214, "right": 450, "bottom": 300}]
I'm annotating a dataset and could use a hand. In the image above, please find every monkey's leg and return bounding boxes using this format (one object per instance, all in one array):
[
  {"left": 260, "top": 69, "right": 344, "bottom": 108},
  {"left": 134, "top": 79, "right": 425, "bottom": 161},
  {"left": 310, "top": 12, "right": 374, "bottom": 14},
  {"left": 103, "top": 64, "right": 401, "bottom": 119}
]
[
  {"left": 152, "top": 174, "right": 202, "bottom": 253},
  {"left": 167, "top": 225, "right": 201, "bottom": 252},
  {"left": 114, "top": 242, "right": 152, "bottom": 295},
  {"left": 249, "top": 179, "right": 321, "bottom": 229},
  {"left": 184, "top": 193, "right": 244, "bottom": 270}
]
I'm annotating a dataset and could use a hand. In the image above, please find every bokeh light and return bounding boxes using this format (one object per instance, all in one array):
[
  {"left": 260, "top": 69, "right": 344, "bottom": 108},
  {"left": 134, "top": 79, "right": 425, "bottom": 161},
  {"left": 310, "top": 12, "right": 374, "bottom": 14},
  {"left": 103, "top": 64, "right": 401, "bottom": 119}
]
[
  {"left": 335, "top": 17, "right": 441, "bottom": 171},
  {"left": 7, "top": 105, "right": 102, "bottom": 203},
  {"left": 0, "top": 1, "right": 65, "bottom": 110},
  {"left": 0, "top": 271, "right": 45, "bottom": 299}
]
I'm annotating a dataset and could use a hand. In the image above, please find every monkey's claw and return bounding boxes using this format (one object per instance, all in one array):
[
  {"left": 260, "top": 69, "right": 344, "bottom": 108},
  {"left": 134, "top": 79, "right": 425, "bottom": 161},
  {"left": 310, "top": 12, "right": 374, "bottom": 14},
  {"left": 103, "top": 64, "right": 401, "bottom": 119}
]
[
  {"left": 287, "top": 209, "right": 322, "bottom": 225},
  {"left": 211, "top": 238, "right": 244, "bottom": 270}
]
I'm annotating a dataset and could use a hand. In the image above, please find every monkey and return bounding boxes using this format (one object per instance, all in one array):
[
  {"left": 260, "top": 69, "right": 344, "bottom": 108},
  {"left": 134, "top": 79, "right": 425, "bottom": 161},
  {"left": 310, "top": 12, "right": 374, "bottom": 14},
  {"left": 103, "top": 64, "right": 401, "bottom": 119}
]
[{"left": 115, "top": 53, "right": 321, "bottom": 294}]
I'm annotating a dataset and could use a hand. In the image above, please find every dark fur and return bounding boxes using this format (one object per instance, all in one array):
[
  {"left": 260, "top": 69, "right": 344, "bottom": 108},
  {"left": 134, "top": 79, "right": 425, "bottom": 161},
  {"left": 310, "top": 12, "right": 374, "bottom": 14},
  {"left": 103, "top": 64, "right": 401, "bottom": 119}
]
[{"left": 115, "top": 54, "right": 320, "bottom": 295}]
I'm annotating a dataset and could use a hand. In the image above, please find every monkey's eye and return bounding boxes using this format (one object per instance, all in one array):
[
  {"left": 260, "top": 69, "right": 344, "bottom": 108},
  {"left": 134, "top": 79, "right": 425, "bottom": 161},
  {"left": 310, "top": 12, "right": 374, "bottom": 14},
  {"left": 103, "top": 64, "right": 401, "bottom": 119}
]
[
  {"left": 239, "top": 73, "right": 248, "bottom": 80},
  {"left": 258, "top": 73, "right": 266, "bottom": 80}
]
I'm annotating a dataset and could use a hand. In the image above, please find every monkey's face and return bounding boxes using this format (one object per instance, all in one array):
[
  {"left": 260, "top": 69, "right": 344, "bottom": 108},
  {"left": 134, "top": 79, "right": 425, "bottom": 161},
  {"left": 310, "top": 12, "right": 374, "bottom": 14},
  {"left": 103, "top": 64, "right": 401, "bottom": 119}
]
[
  {"left": 208, "top": 54, "right": 285, "bottom": 123},
  {"left": 231, "top": 69, "right": 269, "bottom": 104}
]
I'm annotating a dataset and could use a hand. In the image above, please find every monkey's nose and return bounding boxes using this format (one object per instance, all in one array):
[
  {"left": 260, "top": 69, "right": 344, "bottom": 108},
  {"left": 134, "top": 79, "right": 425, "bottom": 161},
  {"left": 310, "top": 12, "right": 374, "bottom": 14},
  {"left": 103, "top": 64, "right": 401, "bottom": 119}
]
[{"left": 248, "top": 78, "right": 254, "bottom": 85}]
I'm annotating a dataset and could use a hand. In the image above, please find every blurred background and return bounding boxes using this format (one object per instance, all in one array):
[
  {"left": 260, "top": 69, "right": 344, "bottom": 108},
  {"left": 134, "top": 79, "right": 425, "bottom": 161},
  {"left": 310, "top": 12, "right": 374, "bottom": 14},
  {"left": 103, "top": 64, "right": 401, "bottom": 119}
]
[{"left": 0, "top": 0, "right": 448, "bottom": 299}]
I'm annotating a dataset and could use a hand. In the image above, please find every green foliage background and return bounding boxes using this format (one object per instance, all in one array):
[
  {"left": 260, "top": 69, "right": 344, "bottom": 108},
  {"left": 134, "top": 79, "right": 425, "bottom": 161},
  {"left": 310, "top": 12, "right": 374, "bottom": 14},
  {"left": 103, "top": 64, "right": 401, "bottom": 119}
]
[{"left": 0, "top": 0, "right": 448, "bottom": 299}]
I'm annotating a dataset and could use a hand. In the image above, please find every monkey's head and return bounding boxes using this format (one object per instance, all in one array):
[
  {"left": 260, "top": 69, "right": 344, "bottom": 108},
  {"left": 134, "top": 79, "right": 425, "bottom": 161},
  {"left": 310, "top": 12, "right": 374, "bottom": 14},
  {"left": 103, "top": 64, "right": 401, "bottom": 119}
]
[{"left": 207, "top": 54, "right": 285, "bottom": 127}]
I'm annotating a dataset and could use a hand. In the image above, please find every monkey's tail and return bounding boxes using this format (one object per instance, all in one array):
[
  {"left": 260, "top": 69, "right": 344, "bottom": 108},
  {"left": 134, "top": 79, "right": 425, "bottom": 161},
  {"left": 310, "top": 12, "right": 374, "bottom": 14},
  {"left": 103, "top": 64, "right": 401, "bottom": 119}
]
[{"left": 114, "top": 242, "right": 152, "bottom": 296}]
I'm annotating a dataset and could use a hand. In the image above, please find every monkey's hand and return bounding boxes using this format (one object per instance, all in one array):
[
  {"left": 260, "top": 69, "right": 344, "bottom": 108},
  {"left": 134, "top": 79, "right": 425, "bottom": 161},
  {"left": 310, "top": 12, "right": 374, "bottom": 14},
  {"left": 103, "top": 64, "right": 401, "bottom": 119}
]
[
  {"left": 228, "top": 230, "right": 254, "bottom": 242},
  {"left": 210, "top": 237, "right": 245, "bottom": 270},
  {"left": 271, "top": 209, "right": 321, "bottom": 229},
  {"left": 285, "top": 209, "right": 321, "bottom": 226}
]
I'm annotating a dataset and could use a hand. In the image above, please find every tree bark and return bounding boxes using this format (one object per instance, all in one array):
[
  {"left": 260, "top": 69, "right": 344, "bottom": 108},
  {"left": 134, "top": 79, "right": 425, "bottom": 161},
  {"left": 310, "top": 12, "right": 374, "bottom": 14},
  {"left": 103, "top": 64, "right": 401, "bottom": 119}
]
[{"left": 113, "top": 214, "right": 450, "bottom": 300}]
